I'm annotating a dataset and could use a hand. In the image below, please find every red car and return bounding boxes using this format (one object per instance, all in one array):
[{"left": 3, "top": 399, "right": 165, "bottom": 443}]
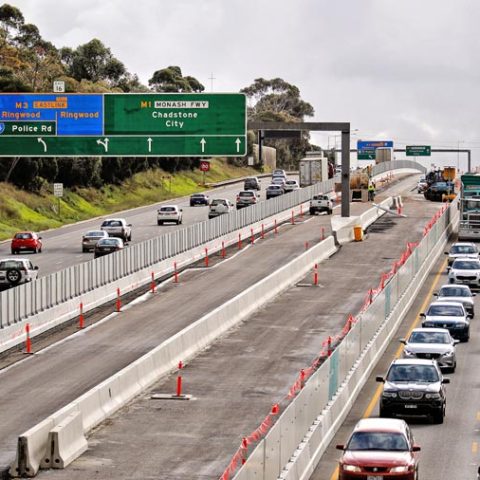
[
  {"left": 11, "top": 232, "right": 43, "bottom": 254},
  {"left": 336, "top": 418, "right": 420, "bottom": 479}
]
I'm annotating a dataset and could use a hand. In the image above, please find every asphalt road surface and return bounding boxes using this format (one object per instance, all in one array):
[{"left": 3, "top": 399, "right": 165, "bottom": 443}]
[{"left": 24, "top": 175, "right": 447, "bottom": 480}]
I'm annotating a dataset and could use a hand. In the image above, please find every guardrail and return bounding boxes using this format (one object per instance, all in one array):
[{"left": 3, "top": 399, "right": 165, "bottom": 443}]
[{"left": 232, "top": 199, "right": 456, "bottom": 480}]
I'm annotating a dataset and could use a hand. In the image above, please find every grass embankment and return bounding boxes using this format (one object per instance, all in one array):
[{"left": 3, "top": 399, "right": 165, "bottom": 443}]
[{"left": 0, "top": 159, "right": 260, "bottom": 240}]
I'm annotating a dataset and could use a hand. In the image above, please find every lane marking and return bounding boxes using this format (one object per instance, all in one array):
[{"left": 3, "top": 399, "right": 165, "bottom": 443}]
[
  {"left": 477, "top": 411, "right": 480, "bottom": 422},
  {"left": 329, "top": 256, "right": 448, "bottom": 480},
  {"left": 473, "top": 442, "right": 478, "bottom": 454}
]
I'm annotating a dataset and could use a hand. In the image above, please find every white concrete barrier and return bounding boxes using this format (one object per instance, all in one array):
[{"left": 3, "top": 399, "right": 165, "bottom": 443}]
[
  {"left": 10, "top": 234, "right": 338, "bottom": 477},
  {"left": 45, "top": 412, "right": 87, "bottom": 469}
]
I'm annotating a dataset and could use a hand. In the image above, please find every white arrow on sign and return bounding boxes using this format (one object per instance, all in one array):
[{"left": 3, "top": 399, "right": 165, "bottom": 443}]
[
  {"left": 147, "top": 137, "right": 153, "bottom": 153},
  {"left": 37, "top": 137, "right": 47, "bottom": 153},
  {"left": 200, "top": 138, "right": 206, "bottom": 153},
  {"left": 96, "top": 138, "right": 109, "bottom": 153},
  {"left": 235, "top": 138, "right": 241, "bottom": 153}
]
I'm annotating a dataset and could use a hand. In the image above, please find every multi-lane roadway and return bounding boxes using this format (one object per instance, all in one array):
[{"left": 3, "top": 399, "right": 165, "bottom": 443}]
[{"left": 10, "top": 174, "right": 445, "bottom": 480}]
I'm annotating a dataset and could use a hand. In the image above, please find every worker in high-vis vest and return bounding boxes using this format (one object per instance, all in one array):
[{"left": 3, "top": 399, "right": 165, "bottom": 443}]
[{"left": 368, "top": 182, "right": 375, "bottom": 201}]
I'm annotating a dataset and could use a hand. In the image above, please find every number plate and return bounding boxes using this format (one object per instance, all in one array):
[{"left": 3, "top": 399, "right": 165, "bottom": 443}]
[
  {"left": 405, "top": 404, "right": 417, "bottom": 409},
  {"left": 367, "top": 476, "right": 383, "bottom": 480}
]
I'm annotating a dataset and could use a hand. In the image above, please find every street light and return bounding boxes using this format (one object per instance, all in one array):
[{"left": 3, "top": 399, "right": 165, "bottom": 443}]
[{"left": 328, "top": 129, "right": 359, "bottom": 164}]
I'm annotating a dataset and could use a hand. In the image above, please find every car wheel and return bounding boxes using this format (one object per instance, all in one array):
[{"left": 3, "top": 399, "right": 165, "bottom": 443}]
[
  {"left": 432, "top": 409, "right": 444, "bottom": 424},
  {"left": 328, "top": 209, "right": 333, "bottom": 215},
  {"left": 6, "top": 268, "right": 21, "bottom": 286},
  {"left": 309, "top": 208, "right": 315, "bottom": 215},
  {"left": 379, "top": 406, "right": 389, "bottom": 418},
  {"left": 10, "top": 250, "right": 15, "bottom": 255},
  {"left": 82, "top": 247, "right": 87, "bottom": 253},
  {"left": 450, "top": 363, "right": 456, "bottom": 373}
]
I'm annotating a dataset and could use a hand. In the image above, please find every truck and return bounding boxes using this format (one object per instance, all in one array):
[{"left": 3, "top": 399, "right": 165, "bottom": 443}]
[
  {"left": 299, "top": 153, "right": 328, "bottom": 187},
  {"left": 458, "top": 174, "right": 480, "bottom": 240},
  {"left": 309, "top": 194, "right": 333, "bottom": 215},
  {"left": 423, "top": 167, "right": 456, "bottom": 202}
]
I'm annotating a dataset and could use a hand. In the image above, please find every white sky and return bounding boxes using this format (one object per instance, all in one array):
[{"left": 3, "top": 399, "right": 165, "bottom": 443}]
[{"left": 7, "top": 0, "right": 480, "bottom": 170}]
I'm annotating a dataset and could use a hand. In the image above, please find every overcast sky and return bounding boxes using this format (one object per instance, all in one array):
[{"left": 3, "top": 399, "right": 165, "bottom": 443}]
[{"left": 8, "top": 0, "right": 480, "bottom": 169}]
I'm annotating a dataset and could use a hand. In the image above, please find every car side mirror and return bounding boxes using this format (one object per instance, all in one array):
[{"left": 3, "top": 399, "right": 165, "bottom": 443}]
[
  {"left": 128, "top": 224, "right": 132, "bottom": 227},
  {"left": 446, "top": 266, "right": 451, "bottom": 271},
  {"left": 454, "top": 339, "right": 460, "bottom": 345},
  {"left": 180, "top": 209, "right": 183, "bottom": 212},
  {"left": 38, "top": 236, "right": 42, "bottom": 240},
  {"left": 442, "top": 378, "right": 450, "bottom": 384},
  {"left": 335, "top": 444, "right": 345, "bottom": 451},
  {"left": 433, "top": 293, "right": 438, "bottom": 296},
  {"left": 444, "top": 252, "right": 449, "bottom": 255},
  {"left": 473, "top": 293, "right": 477, "bottom": 297},
  {"left": 412, "top": 445, "right": 421, "bottom": 452},
  {"left": 34, "top": 266, "right": 39, "bottom": 270},
  {"left": 399, "top": 339, "right": 406, "bottom": 344},
  {"left": 375, "top": 376, "right": 385, "bottom": 383},
  {"left": 468, "top": 314, "right": 473, "bottom": 319},
  {"left": 419, "top": 313, "right": 426, "bottom": 317}
]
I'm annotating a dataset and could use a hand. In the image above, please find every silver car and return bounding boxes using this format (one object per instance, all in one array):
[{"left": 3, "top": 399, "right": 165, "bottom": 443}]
[
  {"left": 284, "top": 180, "right": 300, "bottom": 192},
  {"left": 445, "top": 242, "right": 479, "bottom": 266},
  {"left": 401, "top": 328, "right": 458, "bottom": 373},
  {"left": 81, "top": 230, "right": 109, "bottom": 252},
  {"left": 435, "top": 284, "right": 475, "bottom": 317},
  {"left": 448, "top": 258, "right": 480, "bottom": 288},
  {"left": 420, "top": 301, "right": 471, "bottom": 342}
]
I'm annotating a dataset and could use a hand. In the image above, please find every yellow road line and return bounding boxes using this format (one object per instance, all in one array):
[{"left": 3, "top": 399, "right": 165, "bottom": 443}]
[
  {"left": 476, "top": 411, "right": 480, "bottom": 422},
  {"left": 329, "top": 257, "right": 448, "bottom": 480},
  {"left": 473, "top": 442, "right": 478, "bottom": 454}
]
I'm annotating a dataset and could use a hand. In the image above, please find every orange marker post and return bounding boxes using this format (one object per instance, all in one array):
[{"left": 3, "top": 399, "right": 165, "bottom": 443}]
[
  {"left": 79, "top": 302, "right": 84, "bottom": 329},
  {"left": 173, "top": 262, "right": 179, "bottom": 283},
  {"left": 25, "top": 323, "right": 32, "bottom": 354},
  {"left": 116, "top": 288, "right": 121, "bottom": 312}
]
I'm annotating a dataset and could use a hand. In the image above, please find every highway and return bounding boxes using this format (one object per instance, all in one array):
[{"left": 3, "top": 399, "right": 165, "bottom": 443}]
[
  {"left": 310, "top": 236, "right": 480, "bottom": 480},
  {"left": 0, "top": 177, "right": 270, "bottom": 278},
  {"left": 19, "top": 175, "right": 445, "bottom": 480}
]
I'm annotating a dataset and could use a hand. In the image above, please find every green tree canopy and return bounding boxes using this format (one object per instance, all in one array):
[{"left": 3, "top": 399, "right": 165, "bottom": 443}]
[{"left": 148, "top": 66, "right": 204, "bottom": 92}]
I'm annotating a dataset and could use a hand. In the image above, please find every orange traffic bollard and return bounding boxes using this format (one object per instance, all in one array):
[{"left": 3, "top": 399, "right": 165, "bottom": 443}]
[
  {"left": 313, "top": 263, "right": 318, "bottom": 286},
  {"left": 79, "top": 302, "right": 84, "bottom": 329},
  {"left": 261, "top": 224, "right": 265, "bottom": 239},
  {"left": 116, "top": 288, "right": 121, "bottom": 312},
  {"left": 151, "top": 272, "right": 156, "bottom": 293},
  {"left": 221, "top": 241, "right": 226, "bottom": 258},
  {"left": 174, "top": 262, "right": 179, "bottom": 283},
  {"left": 204, "top": 248, "right": 209, "bottom": 267},
  {"left": 25, "top": 323, "right": 32, "bottom": 354},
  {"left": 238, "top": 233, "right": 242, "bottom": 249}
]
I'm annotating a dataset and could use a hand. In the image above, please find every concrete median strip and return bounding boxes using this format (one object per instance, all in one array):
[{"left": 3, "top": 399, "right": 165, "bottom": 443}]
[{"left": 9, "top": 234, "right": 338, "bottom": 477}]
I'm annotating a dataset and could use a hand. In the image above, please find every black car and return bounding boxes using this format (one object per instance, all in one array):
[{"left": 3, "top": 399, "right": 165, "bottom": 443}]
[
  {"left": 376, "top": 358, "right": 449, "bottom": 424},
  {"left": 94, "top": 238, "right": 125, "bottom": 258},
  {"left": 189, "top": 193, "right": 209, "bottom": 206},
  {"left": 244, "top": 177, "right": 261, "bottom": 190}
]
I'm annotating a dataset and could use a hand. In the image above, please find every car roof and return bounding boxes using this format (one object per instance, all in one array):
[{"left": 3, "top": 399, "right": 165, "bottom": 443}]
[
  {"left": 451, "top": 242, "right": 476, "bottom": 247},
  {"left": 14, "top": 231, "right": 35, "bottom": 234},
  {"left": 160, "top": 204, "right": 179, "bottom": 208},
  {"left": 392, "top": 358, "right": 437, "bottom": 366},
  {"left": 353, "top": 417, "right": 408, "bottom": 433},
  {"left": 429, "top": 300, "right": 465, "bottom": 307},
  {"left": 103, "top": 218, "right": 126, "bottom": 221},
  {"left": 191, "top": 193, "right": 207, "bottom": 196},
  {"left": 438, "top": 283, "right": 471, "bottom": 290},
  {"left": 0, "top": 257, "right": 30, "bottom": 262},
  {"left": 410, "top": 327, "right": 450, "bottom": 334},
  {"left": 452, "top": 257, "right": 479, "bottom": 262}
]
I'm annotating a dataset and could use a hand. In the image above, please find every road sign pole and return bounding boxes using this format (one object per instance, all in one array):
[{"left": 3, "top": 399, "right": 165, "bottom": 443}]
[{"left": 341, "top": 130, "right": 350, "bottom": 217}]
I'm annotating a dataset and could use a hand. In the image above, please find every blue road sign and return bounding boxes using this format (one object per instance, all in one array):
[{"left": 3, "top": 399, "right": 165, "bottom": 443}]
[
  {"left": 0, "top": 94, "right": 103, "bottom": 136},
  {"left": 357, "top": 140, "right": 394, "bottom": 149}
]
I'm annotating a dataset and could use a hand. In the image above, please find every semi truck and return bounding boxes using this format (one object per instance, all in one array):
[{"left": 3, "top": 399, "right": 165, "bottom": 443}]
[
  {"left": 423, "top": 166, "right": 456, "bottom": 202},
  {"left": 458, "top": 174, "right": 480, "bottom": 240}
]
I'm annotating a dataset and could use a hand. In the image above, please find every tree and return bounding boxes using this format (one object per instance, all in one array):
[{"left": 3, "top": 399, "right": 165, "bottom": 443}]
[
  {"left": 241, "top": 78, "right": 314, "bottom": 167},
  {"left": 149, "top": 66, "right": 204, "bottom": 92},
  {"left": 0, "top": 4, "right": 24, "bottom": 40}
]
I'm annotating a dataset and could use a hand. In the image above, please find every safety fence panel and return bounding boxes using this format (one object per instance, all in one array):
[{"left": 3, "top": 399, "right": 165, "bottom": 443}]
[{"left": 372, "top": 160, "right": 426, "bottom": 176}]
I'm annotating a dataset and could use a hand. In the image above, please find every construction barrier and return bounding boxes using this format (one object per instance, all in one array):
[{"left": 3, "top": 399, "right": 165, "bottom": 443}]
[{"left": 228, "top": 199, "right": 456, "bottom": 480}]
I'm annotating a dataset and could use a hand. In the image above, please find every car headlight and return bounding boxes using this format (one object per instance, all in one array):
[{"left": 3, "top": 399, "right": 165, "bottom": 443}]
[
  {"left": 423, "top": 322, "right": 433, "bottom": 327},
  {"left": 425, "top": 393, "right": 441, "bottom": 399},
  {"left": 382, "top": 391, "right": 398, "bottom": 398},
  {"left": 390, "top": 465, "right": 412, "bottom": 473},
  {"left": 457, "top": 322, "right": 466, "bottom": 327},
  {"left": 403, "top": 349, "right": 414, "bottom": 356},
  {"left": 442, "top": 350, "right": 454, "bottom": 357},
  {"left": 390, "top": 465, "right": 409, "bottom": 473},
  {"left": 342, "top": 464, "right": 361, "bottom": 472}
]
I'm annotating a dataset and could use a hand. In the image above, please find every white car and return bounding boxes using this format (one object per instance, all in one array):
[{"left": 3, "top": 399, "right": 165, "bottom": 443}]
[
  {"left": 448, "top": 258, "right": 480, "bottom": 288},
  {"left": 272, "top": 168, "right": 286, "bottom": 177},
  {"left": 208, "top": 198, "right": 234, "bottom": 219},
  {"left": 157, "top": 205, "right": 183, "bottom": 225},
  {"left": 0, "top": 258, "right": 39, "bottom": 288},
  {"left": 101, "top": 218, "right": 132, "bottom": 242},
  {"left": 283, "top": 180, "right": 300, "bottom": 192},
  {"left": 434, "top": 284, "right": 475, "bottom": 317},
  {"left": 445, "top": 242, "right": 479, "bottom": 266}
]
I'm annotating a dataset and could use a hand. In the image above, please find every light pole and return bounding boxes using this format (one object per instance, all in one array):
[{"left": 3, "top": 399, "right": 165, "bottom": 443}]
[{"left": 329, "top": 129, "right": 358, "bottom": 165}]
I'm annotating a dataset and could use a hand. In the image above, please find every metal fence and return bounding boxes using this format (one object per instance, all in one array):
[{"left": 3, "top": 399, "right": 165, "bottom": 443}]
[
  {"left": 233, "top": 198, "right": 454, "bottom": 480},
  {"left": 1, "top": 179, "right": 337, "bottom": 328}
]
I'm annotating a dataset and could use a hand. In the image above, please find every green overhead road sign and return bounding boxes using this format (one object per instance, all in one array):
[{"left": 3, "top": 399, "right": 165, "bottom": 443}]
[
  {"left": 0, "top": 93, "right": 246, "bottom": 157},
  {"left": 406, "top": 145, "right": 431, "bottom": 156}
]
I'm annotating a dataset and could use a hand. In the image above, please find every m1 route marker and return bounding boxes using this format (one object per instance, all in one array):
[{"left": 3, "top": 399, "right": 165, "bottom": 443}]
[{"left": 0, "top": 93, "right": 246, "bottom": 157}]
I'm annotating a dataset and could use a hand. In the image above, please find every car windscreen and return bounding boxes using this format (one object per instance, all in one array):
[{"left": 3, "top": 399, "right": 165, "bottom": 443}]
[
  {"left": 346, "top": 432, "right": 409, "bottom": 451},
  {"left": 86, "top": 231, "right": 105, "bottom": 237},
  {"left": 451, "top": 245, "right": 476, "bottom": 254},
  {"left": 427, "top": 305, "right": 464, "bottom": 316},
  {"left": 438, "top": 287, "right": 471, "bottom": 297},
  {"left": 387, "top": 364, "right": 439, "bottom": 383},
  {"left": 409, "top": 332, "right": 449, "bottom": 344},
  {"left": 452, "top": 260, "right": 480, "bottom": 269}
]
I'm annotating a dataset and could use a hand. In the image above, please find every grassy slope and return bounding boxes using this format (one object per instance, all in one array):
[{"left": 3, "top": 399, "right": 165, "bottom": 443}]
[{"left": 0, "top": 159, "right": 260, "bottom": 240}]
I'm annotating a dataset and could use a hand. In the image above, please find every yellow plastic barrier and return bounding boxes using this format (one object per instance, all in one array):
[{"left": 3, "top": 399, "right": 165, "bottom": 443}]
[{"left": 354, "top": 225, "right": 363, "bottom": 241}]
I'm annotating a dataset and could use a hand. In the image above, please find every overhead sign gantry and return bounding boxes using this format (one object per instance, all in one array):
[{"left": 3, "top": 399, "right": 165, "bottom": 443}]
[{"left": 0, "top": 93, "right": 247, "bottom": 157}]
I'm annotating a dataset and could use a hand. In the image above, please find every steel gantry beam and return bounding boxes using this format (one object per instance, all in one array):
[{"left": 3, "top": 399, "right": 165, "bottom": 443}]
[{"left": 247, "top": 121, "right": 352, "bottom": 217}]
